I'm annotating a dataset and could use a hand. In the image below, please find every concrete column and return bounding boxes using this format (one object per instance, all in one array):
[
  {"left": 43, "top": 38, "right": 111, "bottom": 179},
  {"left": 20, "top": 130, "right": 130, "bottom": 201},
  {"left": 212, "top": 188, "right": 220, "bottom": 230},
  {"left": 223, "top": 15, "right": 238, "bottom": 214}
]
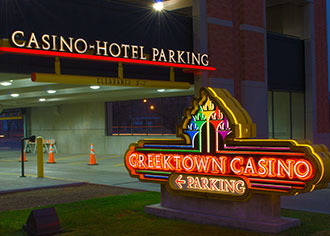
[
  {"left": 304, "top": 0, "right": 330, "bottom": 147},
  {"left": 192, "top": 0, "right": 208, "bottom": 96}
]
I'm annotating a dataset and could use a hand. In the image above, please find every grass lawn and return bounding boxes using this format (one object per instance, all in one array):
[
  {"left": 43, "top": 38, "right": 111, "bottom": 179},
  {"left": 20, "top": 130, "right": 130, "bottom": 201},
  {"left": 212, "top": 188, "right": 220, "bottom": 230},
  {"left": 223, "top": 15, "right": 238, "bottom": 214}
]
[{"left": 0, "top": 192, "right": 330, "bottom": 236}]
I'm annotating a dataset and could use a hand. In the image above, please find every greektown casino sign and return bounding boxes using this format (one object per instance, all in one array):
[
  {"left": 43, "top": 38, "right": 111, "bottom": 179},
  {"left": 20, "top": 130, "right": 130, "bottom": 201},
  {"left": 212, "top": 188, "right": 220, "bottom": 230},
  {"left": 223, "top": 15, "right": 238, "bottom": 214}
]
[{"left": 125, "top": 87, "right": 330, "bottom": 200}]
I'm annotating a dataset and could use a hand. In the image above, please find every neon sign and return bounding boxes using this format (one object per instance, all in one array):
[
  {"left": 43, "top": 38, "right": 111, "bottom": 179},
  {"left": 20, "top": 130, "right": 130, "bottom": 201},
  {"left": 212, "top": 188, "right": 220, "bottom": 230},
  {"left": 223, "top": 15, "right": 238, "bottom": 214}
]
[
  {"left": 0, "top": 31, "right": 215, "bottom": 71},
  {"left": 125, "top": 87, "right": 330, "bottom": 200}
]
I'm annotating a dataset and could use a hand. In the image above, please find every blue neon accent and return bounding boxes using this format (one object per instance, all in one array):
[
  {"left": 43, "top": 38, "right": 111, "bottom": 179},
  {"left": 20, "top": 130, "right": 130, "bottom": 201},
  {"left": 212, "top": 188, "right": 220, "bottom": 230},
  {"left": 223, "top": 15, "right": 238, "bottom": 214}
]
[
  {"left": 144, "top": 174, "right": 168, "bottom": 179},
  {"left": 185, "top": 130, "right": 199, "bottom": 146}
]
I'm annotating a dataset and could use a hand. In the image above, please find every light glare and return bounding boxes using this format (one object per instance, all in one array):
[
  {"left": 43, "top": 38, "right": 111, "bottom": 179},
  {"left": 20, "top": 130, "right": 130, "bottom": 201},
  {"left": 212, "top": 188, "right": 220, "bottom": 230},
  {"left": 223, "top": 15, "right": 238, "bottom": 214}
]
[
  {"left": 1, "top": 82, "right": 12, "bottom": 86},
  {"left": 153, "top": 2, "right": 164, "bottom": 11}
]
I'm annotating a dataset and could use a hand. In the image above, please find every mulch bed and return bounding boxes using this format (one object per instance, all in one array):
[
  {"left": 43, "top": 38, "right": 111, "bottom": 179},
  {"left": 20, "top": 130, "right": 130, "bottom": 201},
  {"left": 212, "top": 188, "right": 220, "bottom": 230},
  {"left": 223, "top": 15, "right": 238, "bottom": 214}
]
[{"left": 0, "top": 183, "right": 144, "bottom": 212}]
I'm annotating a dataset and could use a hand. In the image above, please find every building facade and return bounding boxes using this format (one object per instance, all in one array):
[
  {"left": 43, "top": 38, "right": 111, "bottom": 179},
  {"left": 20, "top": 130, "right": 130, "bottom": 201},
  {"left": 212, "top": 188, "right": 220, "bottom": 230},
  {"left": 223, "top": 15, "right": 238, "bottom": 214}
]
[{"left": 0, "top": 0, "right": 328, "bottom": 154}]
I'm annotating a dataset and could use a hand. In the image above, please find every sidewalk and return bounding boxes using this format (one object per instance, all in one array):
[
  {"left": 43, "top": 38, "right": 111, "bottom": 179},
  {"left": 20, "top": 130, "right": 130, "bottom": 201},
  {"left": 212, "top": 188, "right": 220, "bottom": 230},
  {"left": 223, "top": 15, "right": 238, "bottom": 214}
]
[
  {"left": 0, "top": 151, "right": 159, "bottom": 193},
  {"left": 281, "top": 187, "right": 330, "bottom": 214},
  {"left": 1, "top": 151, "right": 330, "bottom": 215}
]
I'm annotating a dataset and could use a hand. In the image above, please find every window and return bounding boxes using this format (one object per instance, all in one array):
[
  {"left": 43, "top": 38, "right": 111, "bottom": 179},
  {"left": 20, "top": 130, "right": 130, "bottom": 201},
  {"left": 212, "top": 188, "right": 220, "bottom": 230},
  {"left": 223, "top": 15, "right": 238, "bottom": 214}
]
[
  {"left": 0, "top": 109, "right": 24, "bottom": 150},
  {"left": 268, "top": 91, "right": 305, "bottom": 139},
  {"left": 107, "top": 96, "right": 193, "bottom": 135}
]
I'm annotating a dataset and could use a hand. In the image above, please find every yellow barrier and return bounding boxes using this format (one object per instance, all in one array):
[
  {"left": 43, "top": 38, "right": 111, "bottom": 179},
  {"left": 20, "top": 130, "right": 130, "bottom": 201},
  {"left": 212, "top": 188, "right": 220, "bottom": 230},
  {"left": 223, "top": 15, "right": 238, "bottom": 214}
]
[
  {"left": 31, "top": 73, "right": 191, "bottom": 89},
  {"left": 37, "top": 136, "right": 44, "bottom": 178}
]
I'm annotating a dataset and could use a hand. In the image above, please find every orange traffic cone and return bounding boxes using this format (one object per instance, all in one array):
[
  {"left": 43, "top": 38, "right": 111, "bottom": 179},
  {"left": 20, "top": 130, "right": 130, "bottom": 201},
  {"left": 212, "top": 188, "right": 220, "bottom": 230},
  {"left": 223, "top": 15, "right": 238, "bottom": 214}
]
[
  {"left": 88, "top": 144, "right": 98, "bottom": 165},
  {"left": 20, "top": 151, "right": 27, "bottom": 162},
  {"left": 47, "top": 144, "right": 56, "bottom": 164}
]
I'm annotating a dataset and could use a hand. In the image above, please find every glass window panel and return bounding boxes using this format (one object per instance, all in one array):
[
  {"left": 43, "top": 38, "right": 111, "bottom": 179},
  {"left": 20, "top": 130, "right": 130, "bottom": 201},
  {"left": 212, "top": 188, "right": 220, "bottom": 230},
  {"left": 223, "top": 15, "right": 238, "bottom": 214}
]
[
  {"left": 0, "top": 109, "right": 24, "bottom": 150},
  {"left": 108, "top": 95, "right": 193, "bottom": 135},
  {"left": 146, "top": 98, "right": 162, "bottom": 134},
  {"left": 273, "top": 91, "right": 290, "bottom": 139},
  {"left": 291, "top": 92, "right": 305, "bottom": 139}
]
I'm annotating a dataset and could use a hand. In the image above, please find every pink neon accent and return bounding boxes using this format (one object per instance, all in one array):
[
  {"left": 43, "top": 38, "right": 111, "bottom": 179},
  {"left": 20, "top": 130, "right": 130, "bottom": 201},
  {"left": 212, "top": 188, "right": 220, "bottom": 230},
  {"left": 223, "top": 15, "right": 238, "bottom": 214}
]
[
  {"left": 224, "top": 145, "right": 291, "bottom": 151},
  {"left": 218, "top": 150, "right": 305, "bottom": 156},
  {"left": 251, "top": 183, "right": 291, "bottom": 189}
]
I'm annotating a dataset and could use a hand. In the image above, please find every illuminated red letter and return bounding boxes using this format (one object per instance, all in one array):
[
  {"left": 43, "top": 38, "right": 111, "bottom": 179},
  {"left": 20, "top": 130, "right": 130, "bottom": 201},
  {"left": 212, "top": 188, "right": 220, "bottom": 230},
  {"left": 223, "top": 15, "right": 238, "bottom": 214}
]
[
  {"left": 294, "top": 160, "right": 313, "bottom": 180},
  {"left": 230, "top": 157, "right": 244, "bottom": 175}
]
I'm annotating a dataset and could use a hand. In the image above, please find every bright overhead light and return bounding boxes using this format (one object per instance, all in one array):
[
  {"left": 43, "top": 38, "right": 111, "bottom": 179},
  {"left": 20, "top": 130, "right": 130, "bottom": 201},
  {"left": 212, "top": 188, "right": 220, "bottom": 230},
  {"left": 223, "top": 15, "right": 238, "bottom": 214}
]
[
  {"left": 47, "top": 90, "right": 56, "bottom": 94},
  {"left": 157, "top": 89, "right": 165, "bottom": 92},
  {"left": 90, "top": 85, "right": 100, "bottom": 90},
  {"left": 39, "top": 98, "right": 46, "bottom": 102},
  {"left": 153, "top": 1, "right": 164, "bottom": 11},
  {"left": 1, "top": 82, "right": 12, "bottom": 86},
  {"left": 10, "top": 93, "right": 19, "bottom": 97}
]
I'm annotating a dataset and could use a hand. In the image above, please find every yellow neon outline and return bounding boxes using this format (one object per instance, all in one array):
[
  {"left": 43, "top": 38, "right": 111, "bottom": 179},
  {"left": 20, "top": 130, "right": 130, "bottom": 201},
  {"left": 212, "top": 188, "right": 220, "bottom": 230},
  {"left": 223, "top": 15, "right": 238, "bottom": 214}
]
[
  {"left": 233, "top": 138, "right": 325, "bottom": 191},
  {"left": 207, "top": 119, "right": 210, "bottom": 152},
  {"left": 208, "top": 87, "right": 242, "bottom": 138}
]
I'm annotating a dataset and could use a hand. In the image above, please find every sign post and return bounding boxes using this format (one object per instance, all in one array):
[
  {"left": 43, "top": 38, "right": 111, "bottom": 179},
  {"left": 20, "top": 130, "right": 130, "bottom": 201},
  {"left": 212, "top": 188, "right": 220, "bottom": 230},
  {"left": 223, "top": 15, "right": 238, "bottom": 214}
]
[{"left": 124, "top": 87, "right": 330, "bottom": 233}]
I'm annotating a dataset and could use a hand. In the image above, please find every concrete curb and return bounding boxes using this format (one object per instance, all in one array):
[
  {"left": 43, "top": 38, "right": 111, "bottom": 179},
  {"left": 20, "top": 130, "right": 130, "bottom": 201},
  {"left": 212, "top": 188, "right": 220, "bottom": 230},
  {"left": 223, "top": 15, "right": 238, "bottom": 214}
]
[{"left": 0, "top": 182, "right": 87, "bottom": 195}]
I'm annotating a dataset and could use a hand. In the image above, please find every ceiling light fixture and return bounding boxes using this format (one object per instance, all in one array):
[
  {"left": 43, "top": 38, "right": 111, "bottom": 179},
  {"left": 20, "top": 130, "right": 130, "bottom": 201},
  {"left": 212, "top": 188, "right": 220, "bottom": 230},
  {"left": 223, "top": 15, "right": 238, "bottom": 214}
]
[
  {"left": 11, "top": 93, "right": 19, "bottom": 97},
  {"left": 1, "top": 82, "right": 12, "bottom": 86},
  {"left": 47, "top": 90, "right": 56, "bottom": 94},
  {"left": 157, "top": 89, "right": 165, "bottom": 92},
  {"left": 153, "top": 0, "right": 164, "bottom": 11},
  {"left": 90, "top": 85, "right": 100, "bottom": 89},
  {"left": 39, "top": 98, "right": 46, "bottom": 102}
]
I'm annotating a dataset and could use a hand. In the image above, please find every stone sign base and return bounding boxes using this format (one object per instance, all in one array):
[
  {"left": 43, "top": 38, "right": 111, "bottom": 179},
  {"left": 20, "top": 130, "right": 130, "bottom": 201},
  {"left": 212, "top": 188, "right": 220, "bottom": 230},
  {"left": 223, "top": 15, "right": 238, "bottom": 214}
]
[{"left": 145, "top": 185, "right": 300, "bottom": 234}]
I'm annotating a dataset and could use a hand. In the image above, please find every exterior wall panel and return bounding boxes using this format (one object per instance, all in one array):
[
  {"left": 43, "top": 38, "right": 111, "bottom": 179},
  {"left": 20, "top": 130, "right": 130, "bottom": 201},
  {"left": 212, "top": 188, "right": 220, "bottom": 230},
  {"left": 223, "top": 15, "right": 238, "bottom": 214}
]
[
  {"left": 314, "top": 0, "right": 329, "bottom": 133},
  {"left": 208, "top": 24, "right": 234, "bottom": 78},
  {"left": 206, "top": 0, "right": 232, "bottom": 21},
  {"left": 241, "top": 31, "right": 265, "bottom": 82},
  {"left": 241, "top": 0, "right": 265, "bottom": 27}
]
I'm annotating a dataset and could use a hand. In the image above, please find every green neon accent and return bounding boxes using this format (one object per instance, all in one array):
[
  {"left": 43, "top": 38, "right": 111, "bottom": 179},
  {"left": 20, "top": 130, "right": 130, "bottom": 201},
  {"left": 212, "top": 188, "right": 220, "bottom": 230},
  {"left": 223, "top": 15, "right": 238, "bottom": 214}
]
[
  {"left": 136, "top": 148, "right": 201, "bottom": 153},
  {"left": 136, "top": 170, "right": 172, "bottom": 175}
]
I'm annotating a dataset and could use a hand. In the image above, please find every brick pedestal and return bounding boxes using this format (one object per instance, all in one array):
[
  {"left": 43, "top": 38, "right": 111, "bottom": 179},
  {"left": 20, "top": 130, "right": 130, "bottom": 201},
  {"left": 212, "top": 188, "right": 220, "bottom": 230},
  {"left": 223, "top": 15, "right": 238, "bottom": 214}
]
[{"left": 145, "top": 185, "right": 300, "bottom": 234}]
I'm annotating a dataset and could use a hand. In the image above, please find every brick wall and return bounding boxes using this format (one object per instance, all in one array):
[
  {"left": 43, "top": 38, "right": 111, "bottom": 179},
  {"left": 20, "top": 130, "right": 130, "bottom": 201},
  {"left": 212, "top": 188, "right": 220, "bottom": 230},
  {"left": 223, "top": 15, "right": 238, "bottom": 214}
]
[{"left": 206, "top": 0, "right": 265, "bottom": 100}]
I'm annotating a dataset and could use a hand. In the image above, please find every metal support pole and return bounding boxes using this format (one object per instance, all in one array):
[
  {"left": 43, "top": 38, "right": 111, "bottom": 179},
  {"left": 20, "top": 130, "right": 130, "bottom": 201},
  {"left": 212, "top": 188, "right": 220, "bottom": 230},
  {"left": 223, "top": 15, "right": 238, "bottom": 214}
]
[
  {"left": 170, "top": 67, "right": 175, "bottom": 82},
  {"left": 37, "top": 136, "right": 44, "bottom": 178},
  {"left": 118, "top": 62, "right": 123, "bottom": 79},
  {"left": 55, "top": 57, "right": 61, "bottom": 75},
  {"left": 20, "top": 138, "right": 26, "bottom": 177}
]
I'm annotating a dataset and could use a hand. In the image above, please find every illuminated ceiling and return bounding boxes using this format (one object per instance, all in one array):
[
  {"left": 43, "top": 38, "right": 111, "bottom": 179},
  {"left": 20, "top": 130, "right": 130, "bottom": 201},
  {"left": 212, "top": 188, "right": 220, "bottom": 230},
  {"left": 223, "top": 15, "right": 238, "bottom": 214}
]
[{"left": 0, "top": 73, "right": 194, "bottom": 110}]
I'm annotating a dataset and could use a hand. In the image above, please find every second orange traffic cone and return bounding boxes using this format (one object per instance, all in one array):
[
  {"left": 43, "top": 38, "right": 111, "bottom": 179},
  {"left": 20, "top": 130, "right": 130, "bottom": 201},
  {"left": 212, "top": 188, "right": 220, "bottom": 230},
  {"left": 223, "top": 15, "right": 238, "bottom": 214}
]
[
  {"left": 88, "top": 144, "right": 98, "bottom": 165},
  {"left": 20, "top": 151, "right": 27, "bottom": 162},
  {"left": 47, "top": 144, "right": 56, "bottom": 164}
]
